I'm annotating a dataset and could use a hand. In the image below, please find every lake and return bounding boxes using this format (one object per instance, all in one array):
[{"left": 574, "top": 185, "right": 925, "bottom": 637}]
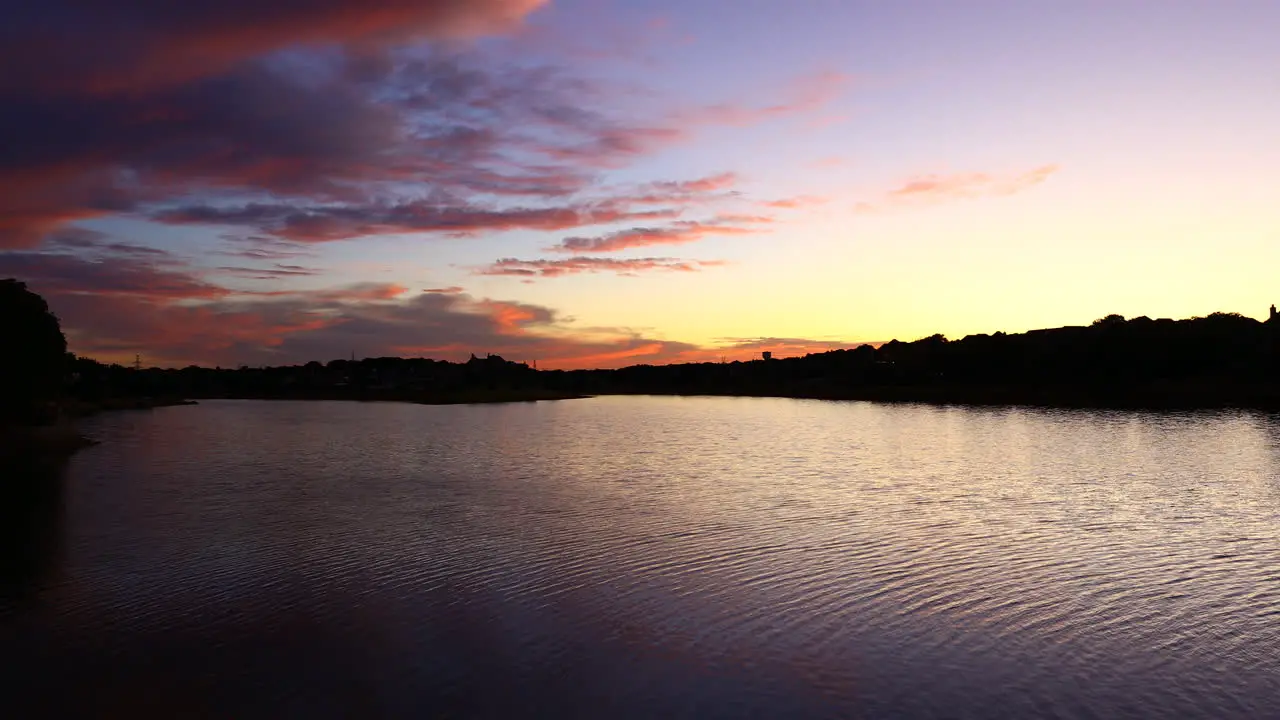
[{"left": 3, "top": 397, "right": 1280, "bottom": 718}]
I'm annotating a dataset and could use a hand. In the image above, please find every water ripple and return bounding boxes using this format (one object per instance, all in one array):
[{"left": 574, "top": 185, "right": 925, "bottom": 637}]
[{"left": 3, "top": 397, "right": 1280, "bottom": 718}]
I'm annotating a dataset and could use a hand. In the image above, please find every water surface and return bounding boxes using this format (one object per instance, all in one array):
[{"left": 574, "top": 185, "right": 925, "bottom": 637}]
[{"left": 4, "top": 397, "right": 1280, "bottom": 718}]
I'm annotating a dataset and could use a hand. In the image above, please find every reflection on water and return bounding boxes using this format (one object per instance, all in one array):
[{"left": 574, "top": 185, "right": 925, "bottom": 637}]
[
  {"left": 0, "top": 458, "right": 66, "bottom": 609},
  {"left": 3, "top": 397, "right": 1280, "bottom": 718}
]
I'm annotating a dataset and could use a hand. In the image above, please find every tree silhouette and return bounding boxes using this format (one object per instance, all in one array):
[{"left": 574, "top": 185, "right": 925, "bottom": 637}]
[{"left": 0, "top": 280, "right": 67, "bottom": 424}]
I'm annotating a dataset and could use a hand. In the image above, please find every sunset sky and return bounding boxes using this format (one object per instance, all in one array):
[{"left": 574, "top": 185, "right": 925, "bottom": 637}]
[{"left": 3, "top": 1, "right": 1278, "bottom": 368}]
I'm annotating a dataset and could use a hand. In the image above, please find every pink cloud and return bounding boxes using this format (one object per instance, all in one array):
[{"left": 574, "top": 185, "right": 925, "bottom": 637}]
[
  {"left": 2, "top": 13, "right": 844, "bottom": 251},
  {"left": 5, "top": 249, "right": 867, "bottom": 370},
  {"left": 313, "top": 283, "right": 410, "bottom": 302},
  {"left": 763, "top": 195, "right": 828, "bottom": 209},
  {"left": 1, "top": 47, "right": 722, "bottom": 248},
  {"left": 641, "top": 172, "right": 739, "bottom": 195},
  {"left": 860, "top": 164, "right": 1060, "bottom": 211},
  {"left": 677, "top": 71, "right": 851, "bottom": 128},
  {"left": 0, "top": 251, "right": 230, "bottom": 300},
  {"left": 2, "top": 1, "right": 551, "bottom": 95},
  {"left": 50, "top": 292, "right": 341, "bottom": 364}
]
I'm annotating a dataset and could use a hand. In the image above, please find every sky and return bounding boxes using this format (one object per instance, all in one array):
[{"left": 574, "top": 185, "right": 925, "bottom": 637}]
[{"left": 2, "top": 0, "right": 1278, "bottom": 369}]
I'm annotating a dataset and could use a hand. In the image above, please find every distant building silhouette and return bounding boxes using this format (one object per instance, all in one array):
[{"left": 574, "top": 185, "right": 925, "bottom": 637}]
[
  {"left": 762, "top": 351, "right": 773, "bottom": 361},
  {"left": 1271, "top": 304, "right": 1277, "bottom": 322}
]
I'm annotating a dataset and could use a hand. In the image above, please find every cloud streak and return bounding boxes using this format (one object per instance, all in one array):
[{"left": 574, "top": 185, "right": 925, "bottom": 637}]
[
  {"left": 676, "top": 71, "right": 850, "bottom": 128},
  {"left": 0, "top": 0, "right": 550, "bottom": 94},
  {"left": 216, "top": 264, "right": 324, "bottom": 280},
  {"left": 0, "top": 1, "right": 869, "bottom": 367},
  {"left": 2, "top": 11, "right": 840, "bottom": 250},
  {"left": 548, "top": 216, "right": 772, "bottom": 253},
  {"left": 0, "top": 46, "right": 701, "bottom": 247},
  {"left": 763, "top": 195, "right": 828, "bottom": 209},
  {"left": 155, "top": 200, "right": 685, "bottom": 243},
  {"left": 0, "top": 251, "right": 229, "bottom": 300},
  {"left": 858, "top": 165, "right": 1059, "bottom": 211},
  {"left": 476, "top": 256, "right": 726, "bottom": 278},
  {"left": 2, "top": 246, "right": 858, "bottom": 369}
]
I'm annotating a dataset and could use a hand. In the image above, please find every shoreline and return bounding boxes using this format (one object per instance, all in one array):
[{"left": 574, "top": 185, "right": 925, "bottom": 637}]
[
  {"left": 5, "top": 389, "right": 590, "bottom": 462},
  {"left": 65, "top": 396, "right": 199, "bottom": 418},
  {"left": 41, "top": 385, "right": 1280, "bottom": 435},
  {"left": 0, "top": 423, "right": 99, "bottom": 464},
  {"left": 163, "top": 385, "right": 1280, "bottom": 412},
  {"left": 586, "top": 384, "right": 1280, "bottom": 412},
  {"left": 2, "top": 397, "right": 200, "bottom": 463},
  {"left": 185, "top": 389, "right": 591, "bottom": 405}
]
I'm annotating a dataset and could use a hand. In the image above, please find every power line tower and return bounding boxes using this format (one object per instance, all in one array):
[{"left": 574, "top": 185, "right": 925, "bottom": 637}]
[{"left": 133, "top": 353, "right": 142, "bottom": 371}]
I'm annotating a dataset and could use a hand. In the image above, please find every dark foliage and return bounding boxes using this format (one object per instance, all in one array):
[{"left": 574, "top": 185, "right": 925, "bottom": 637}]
[
  {"left": 61, "top": 309, "right": 1280, "bottom": 411},
  {"left": 537, "top": 312, "right": 1280, "bottom": 408},
  {"left": 0, "top": 279, "right": 68, "bottom": 424},
  {"left": 67, "top": 353, "right": 544, "bottom": 406}
]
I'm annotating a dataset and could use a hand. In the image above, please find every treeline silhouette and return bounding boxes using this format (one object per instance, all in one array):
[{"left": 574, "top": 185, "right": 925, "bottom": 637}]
[
  {"left": 9, "top": 277, "right": 1280, "bottom": 412},
  {"left": 68, "top": 353, "right": 557, "bottom": 406},
  {"left": 63, "top": 310, "right": 1280, "bottom": 410},
  {"left": 1, "top": 280, "right": 67, "bottom": 426},
  {"left": 548, "top": 312, "right": 1280, "bottom": 408}
]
